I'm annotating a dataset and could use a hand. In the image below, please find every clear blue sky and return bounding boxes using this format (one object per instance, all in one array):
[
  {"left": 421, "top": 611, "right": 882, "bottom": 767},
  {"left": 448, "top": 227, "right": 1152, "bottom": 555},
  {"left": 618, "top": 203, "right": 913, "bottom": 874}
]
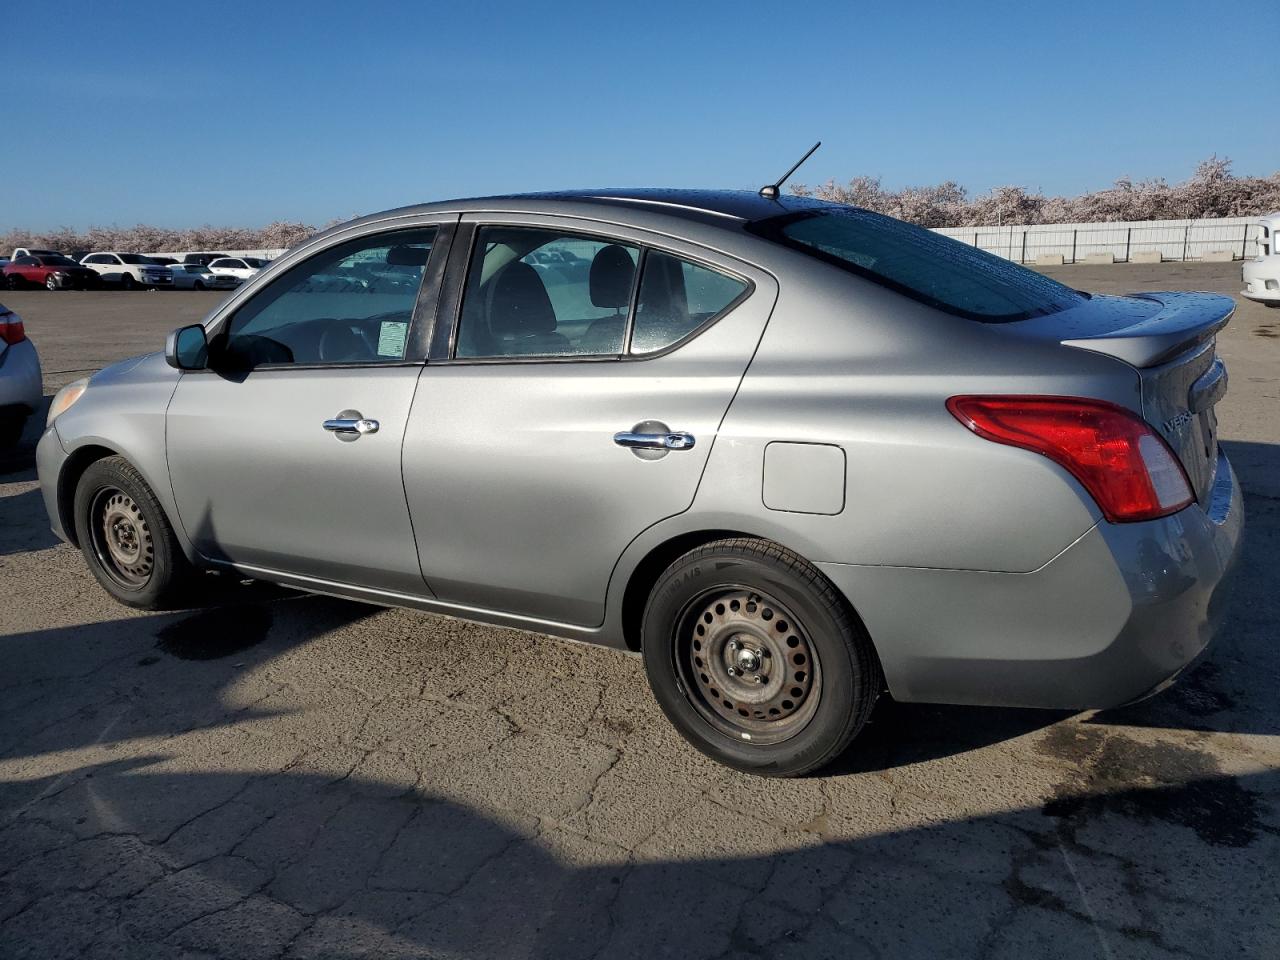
[{"left": 7, "top": 0, "right": 1277, "bottom": 230}]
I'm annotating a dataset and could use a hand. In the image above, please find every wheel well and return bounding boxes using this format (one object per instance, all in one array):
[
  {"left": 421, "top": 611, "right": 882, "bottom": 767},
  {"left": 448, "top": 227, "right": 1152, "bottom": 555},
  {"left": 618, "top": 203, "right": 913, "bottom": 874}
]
[
  {"left": 620, "top": 529, "right": 753, "bottom": 652},
  {"left": 58, "top": 444, "right": 118, "bottom": 546}
]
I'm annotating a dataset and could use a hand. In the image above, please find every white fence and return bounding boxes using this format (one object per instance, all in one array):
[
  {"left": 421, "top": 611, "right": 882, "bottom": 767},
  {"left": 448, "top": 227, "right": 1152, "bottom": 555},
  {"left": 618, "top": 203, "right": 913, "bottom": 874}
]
[{"left": 932, "top": 216, "right": 1261, "bottom": 264}]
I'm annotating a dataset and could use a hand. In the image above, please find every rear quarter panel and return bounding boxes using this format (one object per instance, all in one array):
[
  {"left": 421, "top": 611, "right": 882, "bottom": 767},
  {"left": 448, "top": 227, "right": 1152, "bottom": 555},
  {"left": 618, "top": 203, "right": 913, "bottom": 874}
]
[{"left": 691, "top": 251, "right": 1143, "bottom": 574}]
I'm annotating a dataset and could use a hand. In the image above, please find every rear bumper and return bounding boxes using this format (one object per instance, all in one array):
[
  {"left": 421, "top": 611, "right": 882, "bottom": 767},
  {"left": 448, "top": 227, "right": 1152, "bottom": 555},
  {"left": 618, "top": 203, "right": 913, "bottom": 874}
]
[
  {"left": 0, "top": 339, "right": 43, "bottom": 410},
  {"left": 819, "top": 450, "right": 1244, "bottom": 710}
]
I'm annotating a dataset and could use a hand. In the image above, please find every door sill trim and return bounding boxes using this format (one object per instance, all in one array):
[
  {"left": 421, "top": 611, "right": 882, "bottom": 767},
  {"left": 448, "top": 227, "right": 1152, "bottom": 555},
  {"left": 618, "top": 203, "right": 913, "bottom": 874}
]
[{"left": 209, "top": 559, "right": 619, "bottom": 649}]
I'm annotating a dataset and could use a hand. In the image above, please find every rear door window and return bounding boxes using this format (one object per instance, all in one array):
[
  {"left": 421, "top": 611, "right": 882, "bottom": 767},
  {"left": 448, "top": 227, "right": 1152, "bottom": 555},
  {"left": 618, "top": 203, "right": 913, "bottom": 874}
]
[
  {"left": 453, "top": 228, "right": 750, "bottom": 360},
  {"left": 455, "top": 227, "right": 639, "bottom": 358},
  {"left": 751, "top": 207, "right": 1083, "bottom": 322}
]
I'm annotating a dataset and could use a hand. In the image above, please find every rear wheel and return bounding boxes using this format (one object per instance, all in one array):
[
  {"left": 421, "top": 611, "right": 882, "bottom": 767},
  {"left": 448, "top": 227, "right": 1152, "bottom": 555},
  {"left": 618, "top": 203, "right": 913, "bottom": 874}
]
[
  {"left": 7, "top": 274, "right": 24, "bottom": 290},
  {"left": 642, "top": 538, "right": 881, "bottom": 777},
  {"left": 73, "top": 456, "right": 196, "bottom": 609}
]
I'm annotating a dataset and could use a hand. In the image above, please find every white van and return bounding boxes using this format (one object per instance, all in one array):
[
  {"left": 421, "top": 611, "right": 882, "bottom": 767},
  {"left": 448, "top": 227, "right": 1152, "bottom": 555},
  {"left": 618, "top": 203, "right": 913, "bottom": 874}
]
[{"left": 1243, "top": 213, "right": 1280, "bottom": 307}]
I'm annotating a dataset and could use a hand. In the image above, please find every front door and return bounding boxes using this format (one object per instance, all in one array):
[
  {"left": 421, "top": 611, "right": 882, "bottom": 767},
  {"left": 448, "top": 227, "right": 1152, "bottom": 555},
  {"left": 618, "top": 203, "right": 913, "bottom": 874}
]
[
  {"left": 403, "top": 216, "right": 777, "bottom": 626},
  {"left": 166, "top": 220, "right": 452, "bottom": 593}
]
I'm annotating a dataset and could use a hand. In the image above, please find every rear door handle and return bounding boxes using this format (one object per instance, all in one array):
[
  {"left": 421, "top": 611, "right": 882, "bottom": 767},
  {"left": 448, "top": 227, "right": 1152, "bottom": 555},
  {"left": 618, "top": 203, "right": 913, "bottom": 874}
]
[{"left": 613, "top": 431, "right": 696, "bottom": 451}]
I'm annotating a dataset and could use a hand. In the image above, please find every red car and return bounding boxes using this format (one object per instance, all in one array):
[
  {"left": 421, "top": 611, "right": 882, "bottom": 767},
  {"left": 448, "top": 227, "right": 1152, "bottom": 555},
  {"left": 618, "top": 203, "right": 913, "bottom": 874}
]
[{"left": 3, "top": 254, "right": 100, "bottom": 291}]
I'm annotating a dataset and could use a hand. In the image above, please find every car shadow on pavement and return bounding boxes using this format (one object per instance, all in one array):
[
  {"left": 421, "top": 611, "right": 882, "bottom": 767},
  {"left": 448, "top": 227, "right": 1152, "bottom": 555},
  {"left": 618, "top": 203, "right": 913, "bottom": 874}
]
[
  {"left": 0, "top": 484, "right": 59, "bottom": 556},
  {"left": 0, "top": 593, "right": 376, "bottom": 764},
  {"left": 1, "top": 756, "right": 1276, "bottom": 958}
]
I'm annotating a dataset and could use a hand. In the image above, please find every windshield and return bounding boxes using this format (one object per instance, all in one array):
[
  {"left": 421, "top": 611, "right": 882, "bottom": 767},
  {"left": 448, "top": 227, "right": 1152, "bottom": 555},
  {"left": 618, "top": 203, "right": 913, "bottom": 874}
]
[
  {"left": 37, "top": 255, "right": 80, "bottom": 267},
  {"left": 750, "top": 207, "right": 1084, "bottom": 323}
]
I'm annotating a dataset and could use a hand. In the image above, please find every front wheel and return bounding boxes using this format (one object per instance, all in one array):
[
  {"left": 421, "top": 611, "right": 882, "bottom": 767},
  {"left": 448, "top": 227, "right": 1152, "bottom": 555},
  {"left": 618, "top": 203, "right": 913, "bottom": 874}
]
[
  {"left": 45, "top": 274, "right": 59, "bottom": 291},
  {"left": 642, "top": 538, "right": 882, "bottom": 777},
  {"left": 119, "top": 273, "right": 137, "bottom": 290},
  {"left": 73, "top": 456, "right": 196, "bottom": 609},
  {"left": 193, "top": 280, "right": 205, "bottom": 290}
]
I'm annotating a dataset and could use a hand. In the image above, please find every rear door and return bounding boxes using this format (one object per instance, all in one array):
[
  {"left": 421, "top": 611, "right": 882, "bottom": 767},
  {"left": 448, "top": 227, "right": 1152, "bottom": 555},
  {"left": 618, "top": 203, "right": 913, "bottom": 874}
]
[{"left": 403, "top": 214, "right": 777, "bottom": 626}]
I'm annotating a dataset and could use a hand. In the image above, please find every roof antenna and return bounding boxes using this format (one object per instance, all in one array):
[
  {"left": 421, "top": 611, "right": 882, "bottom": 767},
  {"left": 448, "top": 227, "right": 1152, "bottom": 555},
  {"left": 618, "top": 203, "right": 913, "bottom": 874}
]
[{"left": 759, "top": 141, "right": 821, "bottom": 199}]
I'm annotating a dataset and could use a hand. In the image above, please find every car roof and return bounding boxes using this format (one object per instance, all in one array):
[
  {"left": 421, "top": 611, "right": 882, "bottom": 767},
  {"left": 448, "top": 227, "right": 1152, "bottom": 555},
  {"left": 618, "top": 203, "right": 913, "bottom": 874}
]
[{"left": 323, "top": 189, "right": 832, "bottom": 243}]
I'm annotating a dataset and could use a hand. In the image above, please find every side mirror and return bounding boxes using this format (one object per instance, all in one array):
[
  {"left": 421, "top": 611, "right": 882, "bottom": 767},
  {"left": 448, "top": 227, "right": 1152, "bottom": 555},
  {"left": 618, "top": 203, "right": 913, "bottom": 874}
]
[{"left": 165, "top": 323, "right": 208, "bottom": 370}]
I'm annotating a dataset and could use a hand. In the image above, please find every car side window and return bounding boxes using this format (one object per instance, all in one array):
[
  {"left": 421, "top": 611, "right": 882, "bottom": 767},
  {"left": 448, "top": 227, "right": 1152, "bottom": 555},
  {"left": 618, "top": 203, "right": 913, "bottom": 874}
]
[
  {"left": 629, "top": 252, "right": 748, "bottom": 355},
  {"left": 218, "top": 227, "right": 437, "bottom": 369},
  {"left": 455, "top": 227, "right": 638, "bottom": 358}
]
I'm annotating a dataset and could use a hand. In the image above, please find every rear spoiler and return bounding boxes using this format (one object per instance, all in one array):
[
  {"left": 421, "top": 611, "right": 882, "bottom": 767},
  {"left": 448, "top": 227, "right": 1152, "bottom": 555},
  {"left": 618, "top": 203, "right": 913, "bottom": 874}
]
[{"left": 1061, "top": 292, "right": 1234, "bottom": 368}]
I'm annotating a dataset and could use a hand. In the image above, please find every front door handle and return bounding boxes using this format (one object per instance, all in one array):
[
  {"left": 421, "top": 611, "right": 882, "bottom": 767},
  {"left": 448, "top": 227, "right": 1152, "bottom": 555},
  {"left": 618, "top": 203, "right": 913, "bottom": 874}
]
[
  {"left": 613, "top": 430, "right": 696, "bottom": 451},
  {"left": 323, "top": 409, "right": 379, "bottom": 441}
]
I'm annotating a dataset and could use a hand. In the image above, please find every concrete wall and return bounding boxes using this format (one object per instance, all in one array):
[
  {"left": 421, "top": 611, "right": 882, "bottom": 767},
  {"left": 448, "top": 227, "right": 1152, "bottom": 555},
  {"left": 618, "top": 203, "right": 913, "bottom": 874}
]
[{"left": 932, "top": 216, "right": 1260, "bottom": 264}]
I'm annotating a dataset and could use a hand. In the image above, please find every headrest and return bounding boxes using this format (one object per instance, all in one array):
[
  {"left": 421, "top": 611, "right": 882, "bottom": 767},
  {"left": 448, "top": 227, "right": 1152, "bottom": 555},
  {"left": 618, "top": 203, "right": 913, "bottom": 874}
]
[
  {"left": 489, "top": 261, "right": 556, "bottom": 337},
  {"left": 386, "top": 245, "right": 429, "bottom": 266},
  {"left": 590, "top": 244, "right": 635, "bottom": 308}
]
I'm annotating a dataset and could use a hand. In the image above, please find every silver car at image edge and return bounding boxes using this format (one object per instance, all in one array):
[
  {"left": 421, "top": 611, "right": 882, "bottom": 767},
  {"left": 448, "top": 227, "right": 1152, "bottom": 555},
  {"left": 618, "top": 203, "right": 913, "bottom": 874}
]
[
  {"left": 0, "top": 303, "right": 42, "bottom": 447},
  {"left": 35, "top": 189, "right": 1243, "bottom": 776}
]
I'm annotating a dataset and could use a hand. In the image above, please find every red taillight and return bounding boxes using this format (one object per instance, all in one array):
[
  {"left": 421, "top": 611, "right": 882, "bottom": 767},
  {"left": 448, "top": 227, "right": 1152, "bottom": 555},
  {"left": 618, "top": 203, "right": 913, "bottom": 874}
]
[
  {"left": 947, "top": 395, "right": 1194, "bottom": 523},
  {"left": 0, "top": 313, "right": 24, "bottom": 345}
]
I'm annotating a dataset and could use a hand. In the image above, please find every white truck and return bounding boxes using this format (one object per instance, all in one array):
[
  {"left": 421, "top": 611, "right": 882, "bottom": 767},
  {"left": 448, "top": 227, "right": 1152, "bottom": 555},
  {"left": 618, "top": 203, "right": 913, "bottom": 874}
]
[{"left": 1242, "top": 213, "right": 1280, "bottom": 308}]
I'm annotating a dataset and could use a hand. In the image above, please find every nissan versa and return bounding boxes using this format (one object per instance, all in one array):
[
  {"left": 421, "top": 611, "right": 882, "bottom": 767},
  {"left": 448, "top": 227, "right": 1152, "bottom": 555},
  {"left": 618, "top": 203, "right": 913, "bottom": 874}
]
[{"left": 36, "top": 189, "right": 1242, "bottom": 776}]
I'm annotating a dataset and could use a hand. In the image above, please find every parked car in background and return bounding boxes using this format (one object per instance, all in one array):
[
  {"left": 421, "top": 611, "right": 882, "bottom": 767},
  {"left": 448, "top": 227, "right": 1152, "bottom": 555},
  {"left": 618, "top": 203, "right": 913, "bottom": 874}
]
[
  {"left": 181, "top": 253, "right": 230, "bottom": 267},
  {"left": 0, "top": 303, "right": 41, "bottom": 447},
  {"left": 149, "top": 256, "right": 179, "bottom": 266},
  {"left": 1243, "top": 212, "right": 1280, "bottom": 308},
  {"left": 4, "top": 255, "right": 100, "bottom": 290},
  {"left": 35, "top": 189, "right": 1243, "bottom": 777},
  {"left": 169, "top": 263, "right": 239, "bottom": 291},
  {"left": 207, "top": 256, "right": 268, "bottom": 283},
  {"left": 9, "top": 248, "right": 63, "bottom": 261},
  {"left": 79, "top": 253, "right": 173, "bottom": 289}
]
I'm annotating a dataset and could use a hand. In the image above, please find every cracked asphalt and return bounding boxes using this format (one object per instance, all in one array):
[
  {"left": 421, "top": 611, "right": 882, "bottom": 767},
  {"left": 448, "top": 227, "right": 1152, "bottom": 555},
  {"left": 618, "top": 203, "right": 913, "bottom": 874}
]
[{"left": 1, "top": 262, "right": 1278, "bottom": 959}]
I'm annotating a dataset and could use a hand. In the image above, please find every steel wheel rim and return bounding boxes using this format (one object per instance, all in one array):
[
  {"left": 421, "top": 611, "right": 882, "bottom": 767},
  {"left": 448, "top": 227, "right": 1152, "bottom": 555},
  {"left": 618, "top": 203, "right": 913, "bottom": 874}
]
[
  {"left": 89, "top": 487, "right": 154, "bottom": 589},
  {"left": 674, "top": 586, "right": 821, "bottom": 746}
]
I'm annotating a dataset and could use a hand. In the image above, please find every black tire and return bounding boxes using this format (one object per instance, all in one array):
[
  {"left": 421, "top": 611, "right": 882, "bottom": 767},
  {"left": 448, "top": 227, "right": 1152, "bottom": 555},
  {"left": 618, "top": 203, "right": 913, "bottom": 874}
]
[
  {"left": 642, "top": 538, "right": 882, "bottom": 777},
  {"left": 73, "top": 456, "right": 196, "bottom": 609},
  {"left": 6, "top": 274, "right": 23, "bottom": 290},
  {"left": 119, "top": 273, "right": 137, "bottom": 290},
  {"left": 194, "top": 280, "right": 205, "bottom": 290},
  {"left": 1266, "top": 301, "right": 1280, "bottom": 309},
  {"left": 45, "top": 274, "right": 59, "bottom": 291}
]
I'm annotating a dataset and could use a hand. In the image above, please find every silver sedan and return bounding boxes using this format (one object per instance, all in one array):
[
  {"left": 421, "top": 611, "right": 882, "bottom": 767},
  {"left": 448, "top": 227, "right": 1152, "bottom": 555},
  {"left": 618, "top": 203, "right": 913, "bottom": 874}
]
[
  {"left": 35, "top": 190, "right": 1243, "bottom": 776},
  {"left": 0, "top": 303, "right": 42, "bottom": 447}
]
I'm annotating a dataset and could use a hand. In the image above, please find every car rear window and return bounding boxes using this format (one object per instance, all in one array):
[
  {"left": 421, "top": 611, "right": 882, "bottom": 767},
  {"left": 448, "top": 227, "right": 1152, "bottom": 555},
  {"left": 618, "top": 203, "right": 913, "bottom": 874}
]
[{"left": 750, "top": 207, "right": 1083, "bottom": 323}]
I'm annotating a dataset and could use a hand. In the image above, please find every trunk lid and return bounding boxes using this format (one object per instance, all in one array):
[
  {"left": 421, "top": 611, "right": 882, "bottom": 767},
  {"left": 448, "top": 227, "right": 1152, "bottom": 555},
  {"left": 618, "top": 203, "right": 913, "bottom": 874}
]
[{"left": 1013, "top": 291, "right": 1234, "bottom": 504}]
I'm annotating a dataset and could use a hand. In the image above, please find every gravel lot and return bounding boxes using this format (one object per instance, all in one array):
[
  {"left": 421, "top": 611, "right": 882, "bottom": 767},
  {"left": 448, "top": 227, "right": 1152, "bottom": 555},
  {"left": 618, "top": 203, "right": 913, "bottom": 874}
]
[{"left": 1, "top": 263, "right": 1278, "bottom": 959}]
